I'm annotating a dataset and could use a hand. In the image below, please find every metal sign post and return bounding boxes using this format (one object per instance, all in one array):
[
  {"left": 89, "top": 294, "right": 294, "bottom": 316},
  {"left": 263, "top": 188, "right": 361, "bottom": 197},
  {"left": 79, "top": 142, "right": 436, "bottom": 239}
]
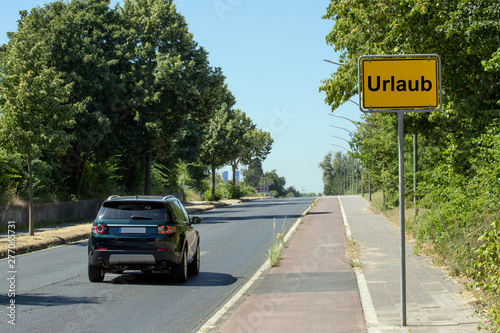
[
  {"left": 358, "top": 54, "right": 441, "bottom": 327},
  {"left": 397, "top": 110, "right": 407, "bottom": 326}
]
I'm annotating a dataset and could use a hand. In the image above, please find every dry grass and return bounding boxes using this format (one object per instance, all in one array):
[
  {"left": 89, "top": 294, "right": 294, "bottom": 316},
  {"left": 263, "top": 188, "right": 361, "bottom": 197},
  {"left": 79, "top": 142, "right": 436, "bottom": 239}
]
[
  {"left": 345, "top": 238, "right": 362, "bottom": 268},
  {"left": 0, "top": 223, "right": 92, "bottom": 258}
]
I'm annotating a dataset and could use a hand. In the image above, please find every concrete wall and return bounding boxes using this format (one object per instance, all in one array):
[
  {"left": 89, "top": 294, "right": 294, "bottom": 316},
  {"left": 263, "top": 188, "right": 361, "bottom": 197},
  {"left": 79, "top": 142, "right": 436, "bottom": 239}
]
[{"left": 0, "top": 199, "right": 102, "bottom": 228}]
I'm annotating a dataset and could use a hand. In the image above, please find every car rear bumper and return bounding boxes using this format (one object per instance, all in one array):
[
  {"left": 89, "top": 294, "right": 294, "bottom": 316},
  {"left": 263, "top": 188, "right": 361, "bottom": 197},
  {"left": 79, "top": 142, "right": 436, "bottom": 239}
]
[{"left": 89, "top": 249, "right": 180, "bottom": 272}]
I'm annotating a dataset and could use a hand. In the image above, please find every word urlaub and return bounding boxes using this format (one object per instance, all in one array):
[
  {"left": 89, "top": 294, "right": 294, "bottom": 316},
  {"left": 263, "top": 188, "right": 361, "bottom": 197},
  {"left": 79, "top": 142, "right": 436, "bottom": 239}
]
[{"left": 367, "top": 76, "right": 433, "bottom": 92}]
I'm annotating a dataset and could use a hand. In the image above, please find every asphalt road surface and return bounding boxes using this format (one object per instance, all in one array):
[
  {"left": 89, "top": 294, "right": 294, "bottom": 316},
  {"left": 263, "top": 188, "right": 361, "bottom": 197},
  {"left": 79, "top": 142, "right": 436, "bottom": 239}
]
[{"left": 0, "top": 197, "right": 314, "bottom": 332}]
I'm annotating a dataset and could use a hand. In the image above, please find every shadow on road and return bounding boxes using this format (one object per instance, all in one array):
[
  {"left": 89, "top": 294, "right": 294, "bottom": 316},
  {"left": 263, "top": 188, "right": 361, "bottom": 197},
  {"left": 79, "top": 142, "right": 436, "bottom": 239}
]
[
  {"left": 200, "top": 214, "right": 302, "bottom": 224},
  {"left": 107, "top": 271, "right": 239, "bottom": 287},
  {"left": 0, "top": 294, "right": 104, "bottom": 306},
  {"left": 305, "top": 211, "right": 330, "bottom": 216}
]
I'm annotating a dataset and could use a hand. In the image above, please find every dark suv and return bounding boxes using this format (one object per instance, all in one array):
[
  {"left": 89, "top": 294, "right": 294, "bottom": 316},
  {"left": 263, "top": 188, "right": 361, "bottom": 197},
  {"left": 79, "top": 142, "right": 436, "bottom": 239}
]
[{"left": 88, "top": 195, "right": 201, "bottom": 283}]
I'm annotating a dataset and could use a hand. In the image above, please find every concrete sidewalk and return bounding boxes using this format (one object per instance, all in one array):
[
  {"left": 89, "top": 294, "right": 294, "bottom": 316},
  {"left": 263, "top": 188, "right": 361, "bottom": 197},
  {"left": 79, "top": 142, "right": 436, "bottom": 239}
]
[
  {"left": 205, "top": 196, "right": 481, "bottom": 333},
  {"left": 340, "top": 195, "right": 480, "bottom": 332}
]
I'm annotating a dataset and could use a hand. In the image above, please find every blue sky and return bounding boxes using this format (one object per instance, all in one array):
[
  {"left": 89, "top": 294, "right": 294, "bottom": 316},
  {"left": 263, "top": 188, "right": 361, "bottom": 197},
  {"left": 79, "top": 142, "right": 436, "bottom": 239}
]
[{"left": 0, "top": 0, "right": 362, "bottom": 194}]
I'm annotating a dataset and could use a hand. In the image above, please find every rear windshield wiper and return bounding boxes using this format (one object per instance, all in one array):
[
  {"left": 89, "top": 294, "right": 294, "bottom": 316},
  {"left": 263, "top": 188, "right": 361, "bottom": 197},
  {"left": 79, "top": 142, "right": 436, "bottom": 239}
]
[{"left": 130, "top": 215, "right": 153, "bottom": 220}]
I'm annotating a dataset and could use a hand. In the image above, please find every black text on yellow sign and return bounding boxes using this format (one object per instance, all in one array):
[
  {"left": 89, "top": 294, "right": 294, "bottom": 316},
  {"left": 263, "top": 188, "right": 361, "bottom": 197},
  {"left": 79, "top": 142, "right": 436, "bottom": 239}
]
[{"left": 360, "top": 56, "right": 440, "bottom": 111}]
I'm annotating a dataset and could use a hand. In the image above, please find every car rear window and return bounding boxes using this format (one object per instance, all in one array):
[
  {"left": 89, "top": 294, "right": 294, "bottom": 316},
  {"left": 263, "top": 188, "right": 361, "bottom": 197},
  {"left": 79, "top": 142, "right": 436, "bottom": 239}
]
[{"left": 98, "top": 202, "right": 166, "bottom": 221}]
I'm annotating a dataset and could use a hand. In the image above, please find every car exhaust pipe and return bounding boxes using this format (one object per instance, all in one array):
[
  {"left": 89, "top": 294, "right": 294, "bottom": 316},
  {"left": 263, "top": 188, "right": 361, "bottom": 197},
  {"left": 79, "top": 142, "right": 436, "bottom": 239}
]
[
  {"left": 160, "top": 261, "right": 167, "bottom": 268},
  {"left": 98, "top": 259, "right": 105, "bottom": 267}
]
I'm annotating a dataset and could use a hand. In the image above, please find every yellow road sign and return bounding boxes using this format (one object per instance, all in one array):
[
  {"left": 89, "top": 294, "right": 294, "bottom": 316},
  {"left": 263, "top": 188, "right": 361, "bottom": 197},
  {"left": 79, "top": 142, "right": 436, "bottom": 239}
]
[{"left": 358, "top": 55, "right": 441, "bottom": 112}]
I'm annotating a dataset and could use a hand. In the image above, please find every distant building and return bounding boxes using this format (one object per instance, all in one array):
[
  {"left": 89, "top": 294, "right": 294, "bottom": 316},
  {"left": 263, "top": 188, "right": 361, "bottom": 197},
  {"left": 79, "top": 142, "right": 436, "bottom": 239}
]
[
  {"left": 223, "top": 170, "right": 240, "bottom": 183},
  {"left": 254, "top": 185, "right": 270, "bottom": 196}
]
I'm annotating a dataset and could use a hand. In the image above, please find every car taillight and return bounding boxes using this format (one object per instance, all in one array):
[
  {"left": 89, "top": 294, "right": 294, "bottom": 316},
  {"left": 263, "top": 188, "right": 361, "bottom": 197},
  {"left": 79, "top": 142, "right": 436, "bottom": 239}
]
[
  {"left": 92, "top": 224, "right": 107, "bottom": 234},
  {"left": 158, "top": 225, "right": 176, "bottom": 235}
]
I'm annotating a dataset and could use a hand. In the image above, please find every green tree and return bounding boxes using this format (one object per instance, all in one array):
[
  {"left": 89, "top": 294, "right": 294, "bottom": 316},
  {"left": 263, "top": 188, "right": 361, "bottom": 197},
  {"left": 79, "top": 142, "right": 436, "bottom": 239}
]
[
  {"left": 20, "top": 0, "right": 125, "bottom": 196},
  {"left": 241, "top": 158, "right": 264, "bottom": 187},
  {"left": 226, "top": 110, "right": 273, "bottom": 186},
  {"left": 199, "top": 104, "right": 235, "bottom": 200},
  {"left": 285, "top": 186, "right": 299, "bottom": 197},
  {"left": 243, "top": 129, "right": 273, "bottom": 179},
  {"left": 261, "top": 170, "right": 286, "bottom": 198},
  {"left": 321, "top": 0, "right": 500, "bottom": 197},
  {"left": 319, "top": 152, "right": 335, "bottom": 195},
  {"left": 118, "top": 0, "right": 225, "bottom": 195},
  {"left": 0, "top": 10, "right": 74, "bottom": 235},
  {"left": 319, "top": 151, "right": 354, "bottom": 195}
]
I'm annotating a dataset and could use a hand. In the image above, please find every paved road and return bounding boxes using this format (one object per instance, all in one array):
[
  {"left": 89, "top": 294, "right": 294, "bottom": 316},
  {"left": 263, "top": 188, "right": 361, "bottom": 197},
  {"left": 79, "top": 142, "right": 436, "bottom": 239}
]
[{"left": 0, "top": 197, "right": 314, "bottom": 332}]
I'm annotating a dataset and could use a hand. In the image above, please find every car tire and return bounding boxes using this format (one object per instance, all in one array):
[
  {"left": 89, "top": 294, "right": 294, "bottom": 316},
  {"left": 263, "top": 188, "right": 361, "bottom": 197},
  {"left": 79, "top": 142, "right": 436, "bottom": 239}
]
[
  {"left": 188, "top": 241, "right": 200, "bottom": 276},
  {"left": 172, "top": 247, "right": 188, "bottom": 283},
  {"left": 88, "top": 264, "right": 105, "bottom": 282}
]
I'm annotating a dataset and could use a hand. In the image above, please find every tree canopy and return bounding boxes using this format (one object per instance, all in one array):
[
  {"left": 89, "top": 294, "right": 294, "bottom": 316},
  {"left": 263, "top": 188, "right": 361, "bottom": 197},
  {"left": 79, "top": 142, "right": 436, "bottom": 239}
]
[{"left": 0, "top": 0, "right": 273, "bottom": 208}]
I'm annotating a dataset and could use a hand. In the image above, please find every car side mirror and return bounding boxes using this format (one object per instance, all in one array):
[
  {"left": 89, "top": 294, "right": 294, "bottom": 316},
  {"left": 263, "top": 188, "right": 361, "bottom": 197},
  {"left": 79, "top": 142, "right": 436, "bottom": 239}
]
[{"left": 191, "top": 216, "right": 202, "bottom": 224}]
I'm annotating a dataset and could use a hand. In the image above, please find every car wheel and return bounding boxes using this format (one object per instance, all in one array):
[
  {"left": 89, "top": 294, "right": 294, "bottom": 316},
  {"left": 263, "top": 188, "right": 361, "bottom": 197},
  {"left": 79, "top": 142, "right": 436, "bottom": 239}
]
[
  {"left": 172, "top": 247, "right": 188, "bottom": 283},
  {"left": 88, "top": 263, "right": 105, "bottom": 282},
  {"left": 188, "top": 241, "right": 200, "bottom": 276}
]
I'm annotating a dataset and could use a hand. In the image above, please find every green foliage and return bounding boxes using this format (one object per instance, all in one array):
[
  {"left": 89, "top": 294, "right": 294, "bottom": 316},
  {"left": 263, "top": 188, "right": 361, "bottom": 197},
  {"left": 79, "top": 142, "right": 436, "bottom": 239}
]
[
  {"left": 261, "top": 170, "right": 286, "bottom": 197},
  {"left": 468, "top": 222, "right": 500, "bottom": 331},
  {"left": 204, "top": 187, "right": 223, "bottom": 202},
  {"left": 0, "top": 0, "right": 272, "bottom": 204},
  {"left": 468, "top": 221, "right": 500, "bottom": 298},
  {"left": 242, "top": 186, "right": 257, "bottom": 197},
  {"left": 183, "top": 163, "right": 210, "bottom": 195},
  {"left": 79, "top": 156, "right": 123, "bottom": 199},
  {"left": 220, "top": 184, "right": 255, "bottom": 199},
  {"left": 319, "top": 151, "right": 361, "bottom": 196},
  {"left": 0, "top": 150, "right": 22, "bottom": 199},
  {"left": 226, "top": 110, "right": 273, "bottom": 186},
  {"left": 241, "top": 159, "right": 264, "bottom": 187},
  {"left": 224, "top": 184, "right": 243, "bottom": 200},
  {"left": 406, "top": 126, "right": 500, "bottom": 329},
  {"left": 267, "top": 218, "right": 286, "bottom": 267}
]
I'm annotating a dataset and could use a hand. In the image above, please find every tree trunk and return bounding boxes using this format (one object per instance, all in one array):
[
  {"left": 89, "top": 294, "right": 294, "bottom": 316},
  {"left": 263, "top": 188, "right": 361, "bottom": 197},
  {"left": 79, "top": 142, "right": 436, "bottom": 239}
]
[
  {"left": 145, "top": 152, "right": 152, "bottom": 195},
  {"left": 75, "top": 152, "right": 88, "bottom": 196},
  {"left": 232, "top": 162, "right": 237, "bottom": 187},
  {"left": 211, "top": 164, "right": 216, "bottom": 201},
  {"left": 27, "top": 149, "right": 34, "bottom": 236}
]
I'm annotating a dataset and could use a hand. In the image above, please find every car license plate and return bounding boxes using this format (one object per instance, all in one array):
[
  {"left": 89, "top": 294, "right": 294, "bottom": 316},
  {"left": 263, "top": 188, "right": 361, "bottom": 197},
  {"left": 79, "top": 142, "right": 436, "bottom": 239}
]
[{"left": 119, "top": 227, "right": 146, "bottom": 234}]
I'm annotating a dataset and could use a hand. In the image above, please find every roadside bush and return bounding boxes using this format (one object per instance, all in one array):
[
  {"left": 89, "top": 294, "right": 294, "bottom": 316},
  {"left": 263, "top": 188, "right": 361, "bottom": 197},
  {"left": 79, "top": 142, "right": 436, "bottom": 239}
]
[
  {"left": 409, "top": 127, "right": 500, "bottom": 330},
  {"left": 204, "top": 188, "right": 223, "bottom": 201},
  {"left": 242, "top": 186, "right": 257, "bottom": 197},
  {"left": 467, "top": 221, "right": 500, "bottom": 330},
  {"left": 218, "top": 184, "right": 258, "bottom": 199},
  {"left": 224, "top": 184, "right": 243, "bottom": 199},
  {"left": 79, "top": 157, "right": 124, "bottom": 199}
]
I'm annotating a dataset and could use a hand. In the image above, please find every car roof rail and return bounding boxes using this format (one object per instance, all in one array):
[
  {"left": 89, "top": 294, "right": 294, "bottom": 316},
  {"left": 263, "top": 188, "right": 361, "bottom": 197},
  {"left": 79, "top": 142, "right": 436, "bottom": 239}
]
[
  {"left": 107, "top": 195, "right": 121, "bottom": 201},
  {"left": 162, "top": 195, "right": 175, "bottom": 201}
]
